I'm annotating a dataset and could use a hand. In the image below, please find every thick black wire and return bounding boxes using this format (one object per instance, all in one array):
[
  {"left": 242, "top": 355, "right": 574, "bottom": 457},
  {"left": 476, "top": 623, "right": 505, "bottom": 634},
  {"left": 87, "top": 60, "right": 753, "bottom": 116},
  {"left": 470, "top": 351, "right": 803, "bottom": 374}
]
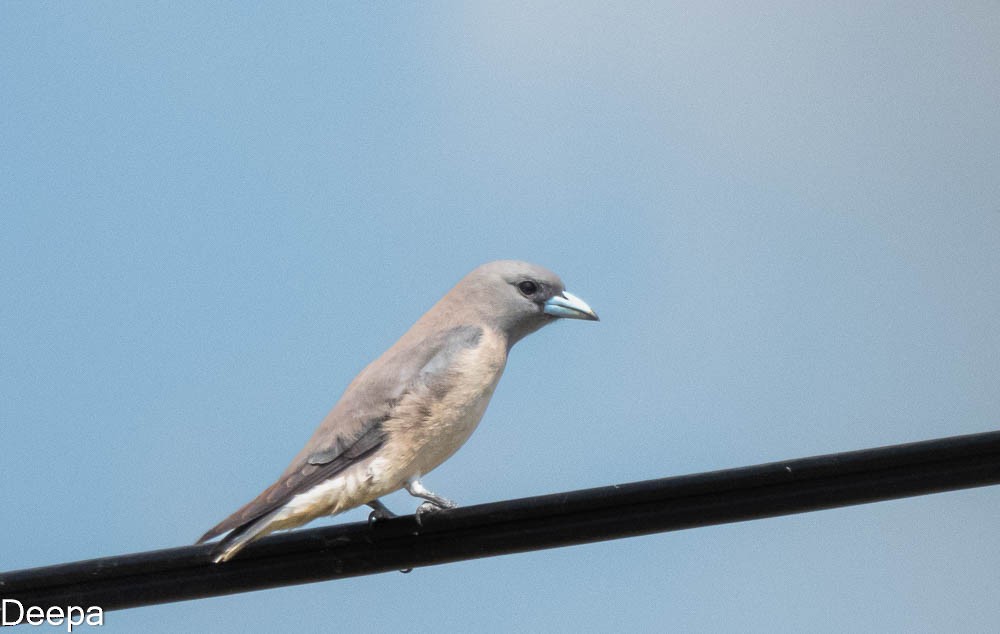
[{"left": 3, "top": 430, "right": 999, "bottom": 612}]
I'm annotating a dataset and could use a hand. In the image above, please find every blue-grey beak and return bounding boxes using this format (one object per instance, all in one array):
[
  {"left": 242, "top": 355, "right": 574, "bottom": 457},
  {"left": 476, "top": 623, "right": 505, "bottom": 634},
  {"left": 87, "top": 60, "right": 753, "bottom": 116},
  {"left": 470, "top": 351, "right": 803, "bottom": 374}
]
[{"left": 544, "top": 291, "right": 599, "bottom": 321}]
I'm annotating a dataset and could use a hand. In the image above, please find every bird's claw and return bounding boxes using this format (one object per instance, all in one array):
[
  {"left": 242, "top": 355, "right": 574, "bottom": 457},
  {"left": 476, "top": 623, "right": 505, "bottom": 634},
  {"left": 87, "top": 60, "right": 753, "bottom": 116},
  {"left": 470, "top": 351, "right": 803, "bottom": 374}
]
[
  {"left": 368, "top": 508, "right": 394, "bottom": 526},
  {"left": 414, "top": 499, "right": 457, "bottom": 526},
  {"left": 366, "top": 500, "right": 397, "bottom": 526}
]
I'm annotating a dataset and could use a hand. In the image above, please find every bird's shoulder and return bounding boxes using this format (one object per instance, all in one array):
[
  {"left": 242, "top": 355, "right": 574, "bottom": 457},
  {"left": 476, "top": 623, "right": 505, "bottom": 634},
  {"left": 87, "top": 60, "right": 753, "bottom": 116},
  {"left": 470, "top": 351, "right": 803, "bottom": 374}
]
[{"left": 291, "top": 323, "right": 500, "bottom": 468}]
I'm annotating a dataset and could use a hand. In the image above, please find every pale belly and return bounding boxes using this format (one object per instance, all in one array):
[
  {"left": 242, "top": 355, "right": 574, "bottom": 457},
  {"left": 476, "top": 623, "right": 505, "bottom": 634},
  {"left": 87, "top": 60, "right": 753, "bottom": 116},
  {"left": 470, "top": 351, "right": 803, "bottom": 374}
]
[
  {"left": 270, "top": 335, "right": 506, "bottom": 528},
  {"left": 380, "top": 341, "right": 506, "bottom": 486}
]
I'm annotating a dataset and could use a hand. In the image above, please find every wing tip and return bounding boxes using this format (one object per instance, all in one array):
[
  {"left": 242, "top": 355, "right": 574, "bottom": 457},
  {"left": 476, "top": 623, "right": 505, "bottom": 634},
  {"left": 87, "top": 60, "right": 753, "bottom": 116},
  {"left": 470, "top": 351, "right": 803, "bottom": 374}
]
[
  {"left": 196, "top": 512, "right": 245, "bottom": 545},
  {"left": 195, "top": 526, "right": 224, "bottom": 545},
  {"left": 195, "top": 521, "right": 251, "bottom": 562}
]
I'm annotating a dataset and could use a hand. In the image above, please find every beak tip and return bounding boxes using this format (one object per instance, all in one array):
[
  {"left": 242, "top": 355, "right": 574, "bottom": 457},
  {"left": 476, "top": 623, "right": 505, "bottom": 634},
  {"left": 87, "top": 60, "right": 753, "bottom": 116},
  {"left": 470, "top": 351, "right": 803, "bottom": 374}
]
[{"left": 543, "top": 291, "right": 600, "bottom": 322}]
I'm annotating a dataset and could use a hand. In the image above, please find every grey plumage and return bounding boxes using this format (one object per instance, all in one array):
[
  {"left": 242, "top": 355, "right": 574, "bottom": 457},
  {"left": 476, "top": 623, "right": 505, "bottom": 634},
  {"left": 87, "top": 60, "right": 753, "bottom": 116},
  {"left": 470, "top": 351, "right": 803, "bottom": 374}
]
[{"left": 198, "top": 260, "right": 598, "bottom": 562}]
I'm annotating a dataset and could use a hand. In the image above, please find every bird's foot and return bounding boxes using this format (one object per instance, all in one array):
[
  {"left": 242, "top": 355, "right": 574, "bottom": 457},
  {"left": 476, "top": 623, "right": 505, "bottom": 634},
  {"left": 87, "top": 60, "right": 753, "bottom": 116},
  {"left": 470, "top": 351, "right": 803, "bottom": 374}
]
[
  {"left": 414, "top": 499, "right": 457, "bottom": 526},
  {"left": 368, "top": 510, "right": 392, "bottom": 525},
  {"left": 366, "top": 499, "right": 397, "bottom": 526},
  {"left": 405, "top": 477, "right": 457, "bottom": 526}
]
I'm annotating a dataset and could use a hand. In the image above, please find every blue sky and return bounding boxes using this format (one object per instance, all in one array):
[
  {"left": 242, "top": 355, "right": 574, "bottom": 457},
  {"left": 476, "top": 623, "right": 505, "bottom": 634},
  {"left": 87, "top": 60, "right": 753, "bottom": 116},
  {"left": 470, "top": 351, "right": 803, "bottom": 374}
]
[{"left": 2, "top": 3, "right": 998, "bottom": 632}]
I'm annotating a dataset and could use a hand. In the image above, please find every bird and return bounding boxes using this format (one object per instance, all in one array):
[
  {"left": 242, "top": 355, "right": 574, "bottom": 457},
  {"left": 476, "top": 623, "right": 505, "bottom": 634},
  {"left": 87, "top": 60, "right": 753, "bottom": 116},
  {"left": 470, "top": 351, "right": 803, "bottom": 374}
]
[{"left": 197, "top": 260, "right": 599, "bottom": 562}]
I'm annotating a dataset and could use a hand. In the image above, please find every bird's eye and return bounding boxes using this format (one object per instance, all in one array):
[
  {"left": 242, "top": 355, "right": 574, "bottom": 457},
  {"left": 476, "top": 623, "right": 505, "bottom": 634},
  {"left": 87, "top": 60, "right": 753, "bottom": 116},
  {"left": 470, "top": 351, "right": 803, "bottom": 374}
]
[{"left": 517, "top": 280, "right": 538, "bottom": 296}]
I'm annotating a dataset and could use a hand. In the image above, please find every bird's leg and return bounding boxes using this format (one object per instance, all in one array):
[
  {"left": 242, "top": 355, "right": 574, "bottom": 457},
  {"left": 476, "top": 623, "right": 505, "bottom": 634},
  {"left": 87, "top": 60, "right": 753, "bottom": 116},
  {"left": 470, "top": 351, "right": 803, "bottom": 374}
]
[
  {"left": 405, "top": 477, "right": 457, "bottom": 525},
  {"left": 405, "top": 477, "right": 457, "bottom": 508},
  {"left": 366, "top": 499, "right": 397, "bottom": 525}
]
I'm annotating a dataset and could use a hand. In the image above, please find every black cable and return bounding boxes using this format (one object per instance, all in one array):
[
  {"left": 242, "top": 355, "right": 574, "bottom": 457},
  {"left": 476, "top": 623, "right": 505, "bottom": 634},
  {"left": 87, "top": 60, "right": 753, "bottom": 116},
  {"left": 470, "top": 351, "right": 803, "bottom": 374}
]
[{"left": 2, "top": 430, "right": 999, "bottom": 612}]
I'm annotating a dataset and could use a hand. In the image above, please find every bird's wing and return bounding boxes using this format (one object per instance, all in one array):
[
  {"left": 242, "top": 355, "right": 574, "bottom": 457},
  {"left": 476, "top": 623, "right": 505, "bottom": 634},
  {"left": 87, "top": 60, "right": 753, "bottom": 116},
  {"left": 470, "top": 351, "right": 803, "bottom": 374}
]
[{"left": 197, "top": 324, "right": 484, "bottom": 543}]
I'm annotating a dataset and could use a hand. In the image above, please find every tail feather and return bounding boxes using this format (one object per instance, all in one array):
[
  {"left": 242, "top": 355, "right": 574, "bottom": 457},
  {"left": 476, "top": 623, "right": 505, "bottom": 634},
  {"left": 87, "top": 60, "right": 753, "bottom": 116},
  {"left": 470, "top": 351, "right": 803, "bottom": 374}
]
[
  {"left": 204, "top": 507, "right": 284, "bottom": 563},
  {"left": 197, "top": 499, "right": 267, "bottom": 545},
  {"left": 196, "top": 524, "right": 228, "bottom": 546}
]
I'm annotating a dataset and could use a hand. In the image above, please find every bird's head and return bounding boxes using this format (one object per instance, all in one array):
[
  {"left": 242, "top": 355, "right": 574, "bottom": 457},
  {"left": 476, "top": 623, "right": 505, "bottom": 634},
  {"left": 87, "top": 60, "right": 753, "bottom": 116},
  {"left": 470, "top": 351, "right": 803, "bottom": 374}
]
[{"left": 457, "top": 260, "right": 599, "bottom": 346}]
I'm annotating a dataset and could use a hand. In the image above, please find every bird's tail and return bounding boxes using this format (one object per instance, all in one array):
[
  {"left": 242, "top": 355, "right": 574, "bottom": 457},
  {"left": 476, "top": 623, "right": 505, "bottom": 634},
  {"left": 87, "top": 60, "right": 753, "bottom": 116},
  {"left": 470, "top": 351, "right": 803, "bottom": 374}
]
[{"left": 204, "top": 508, "right": 283, "bottom": 563}]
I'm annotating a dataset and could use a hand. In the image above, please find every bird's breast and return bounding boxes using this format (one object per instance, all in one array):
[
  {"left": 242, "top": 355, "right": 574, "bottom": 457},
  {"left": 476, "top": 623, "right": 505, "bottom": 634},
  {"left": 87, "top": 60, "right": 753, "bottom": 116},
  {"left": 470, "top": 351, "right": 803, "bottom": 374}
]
[{"left": 381, "top": 328, "right": 507, "bottom": 480}]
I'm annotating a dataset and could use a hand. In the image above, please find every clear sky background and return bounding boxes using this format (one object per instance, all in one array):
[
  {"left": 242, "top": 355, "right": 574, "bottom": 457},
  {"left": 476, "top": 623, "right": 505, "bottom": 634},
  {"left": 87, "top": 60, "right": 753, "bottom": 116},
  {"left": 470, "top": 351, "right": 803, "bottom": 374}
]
[{"left": 3, "top": 3, "right": 999, "bottom": 632}]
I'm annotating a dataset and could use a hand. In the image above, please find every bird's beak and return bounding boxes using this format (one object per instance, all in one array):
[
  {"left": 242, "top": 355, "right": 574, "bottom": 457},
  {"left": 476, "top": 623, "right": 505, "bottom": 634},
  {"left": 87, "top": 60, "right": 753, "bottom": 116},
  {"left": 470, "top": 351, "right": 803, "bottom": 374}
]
[{"left": 544, "top": 291, "right": 600, "bottom": 321}]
